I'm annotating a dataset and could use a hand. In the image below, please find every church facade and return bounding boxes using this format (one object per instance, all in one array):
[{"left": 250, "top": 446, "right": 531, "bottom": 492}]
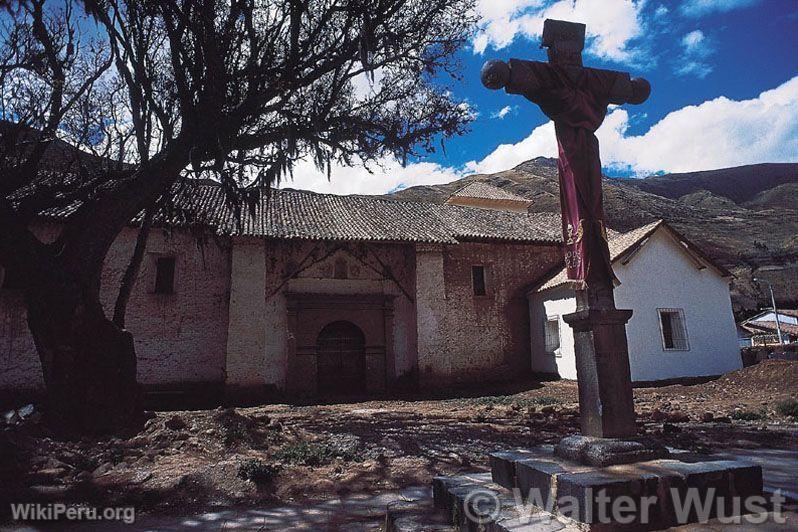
[
  {"left": 0, "top": 184, "right": 564, "bottom": 400},
  {"left": 0, "top": 182, "right": 742, "bottom": 400}
]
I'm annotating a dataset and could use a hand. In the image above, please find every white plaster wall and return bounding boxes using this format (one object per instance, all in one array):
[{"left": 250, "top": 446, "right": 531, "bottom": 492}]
[
  {"left": 226, "top": 237, "right": 268, "bottom": 388},
  {"left": 415, "top": 244, "right": 449, "bottom": 379},
  {"left": 528, "top": 286, "right": 577, "bottom": 379},
  {"left": 616, "top": 230, "right": 742, "bottom": 381},
  {"left": 531, "top": 229, "right": 742, "bottom": 382}
]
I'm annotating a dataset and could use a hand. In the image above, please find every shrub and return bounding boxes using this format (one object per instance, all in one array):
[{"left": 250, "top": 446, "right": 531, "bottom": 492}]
[
  {"left": 238, "top": 459, "right": 279, "bottom": 484},
  {"left": 274, "top": 441, "right": 358, "bottom": 466},
  {"left": 775, "top": 399, "right": 798, "bottom": 419},
  {"left": 730, "top": 410, "right": 767, "bottom": 421},
  {"left": 453, "top": 395, "right": 560, "bottom": 409},
  {"left": 530, "top": 396, "right": 559, "bottom": 406},
  {"left": 212, "top": 408, "right": 253, "bottom": 446}
]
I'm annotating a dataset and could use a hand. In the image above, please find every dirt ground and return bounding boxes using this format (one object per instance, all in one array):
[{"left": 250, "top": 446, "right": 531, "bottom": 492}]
[{"left": 1, "top": 360, "right": 797, "bottom": 522}]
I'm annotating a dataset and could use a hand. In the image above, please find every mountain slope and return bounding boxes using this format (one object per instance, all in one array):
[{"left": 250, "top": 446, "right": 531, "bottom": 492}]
[{"left": 389, "top": 158, "right": 798, "bottom": 311}]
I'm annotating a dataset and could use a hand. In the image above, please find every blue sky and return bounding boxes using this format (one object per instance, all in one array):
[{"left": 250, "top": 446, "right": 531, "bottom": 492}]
[{"left": 289, "top": 0, "right": 798, "bottom": 194}]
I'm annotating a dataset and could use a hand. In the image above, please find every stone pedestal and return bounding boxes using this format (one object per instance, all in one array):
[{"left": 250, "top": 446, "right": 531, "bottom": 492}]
[
  {"left": 428, "top": 446, "right": 766, "bottom": 531},
  {"left": 563, "top": 304, "right": 637, "bottom": 439},
  {"left": 555, "top": 435, "right": 669, "bottom": 467}
]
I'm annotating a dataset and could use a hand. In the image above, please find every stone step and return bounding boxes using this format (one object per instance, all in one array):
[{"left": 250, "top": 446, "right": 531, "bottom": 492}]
[
  {"left": 432, "top": 472, "right": 578, "bottom": 531},
  {"left": 488, "top": 447, "right": 765, "bottom": 530},
  {"left": 385, "top": 499, "right": 453, "bottom": 531}
]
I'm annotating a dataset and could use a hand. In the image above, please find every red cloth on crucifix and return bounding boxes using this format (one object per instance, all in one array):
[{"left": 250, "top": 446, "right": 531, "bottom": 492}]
[{"left": 505, "top": 59, "right": 626, "bottom": 287}]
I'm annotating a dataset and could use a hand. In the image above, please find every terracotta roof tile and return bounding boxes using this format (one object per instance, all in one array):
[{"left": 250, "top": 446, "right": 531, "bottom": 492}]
[{"left": 42, "top": 183, "right": 562, "bottom": 245}]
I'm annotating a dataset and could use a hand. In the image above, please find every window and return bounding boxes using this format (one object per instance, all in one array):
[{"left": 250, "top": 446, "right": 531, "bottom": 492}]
[
  {"left": 472, "top": 265, "right": 486, "bottom": 296},
  {"left": 544, "top": 316, "right": 561, "bottom": 355},
  {"left": 658, "top": 308, "right": 689, "bottom": 351},
  {"left": 1, "top": 267, "right": 25, "bottom": 290},
  {"left": 154, "top": 257, "right": 176, "bottom": 294},
  {"left": 333, "top": 257, "right": 348, "bottom": 279}
]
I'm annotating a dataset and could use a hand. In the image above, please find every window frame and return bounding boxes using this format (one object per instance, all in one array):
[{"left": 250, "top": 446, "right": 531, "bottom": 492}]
[
  {"left": 153, "top": 255, "right": 177, "bottom": 295},
  {"left": 657, "top": 308, "right": 690, "bottom": 351},
  {"left": 544, "top": 315, "right": 562, "bottom": 357},
  {"left": 471, "top": 264, "right": 488, "bottom": 297}
]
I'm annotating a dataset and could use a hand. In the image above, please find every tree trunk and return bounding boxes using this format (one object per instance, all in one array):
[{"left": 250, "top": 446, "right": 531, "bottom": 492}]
[{"left": 25, "top": 275, "right": 142, "bottom": 435}]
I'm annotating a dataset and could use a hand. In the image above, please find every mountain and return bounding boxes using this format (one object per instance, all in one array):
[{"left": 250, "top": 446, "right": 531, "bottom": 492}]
[{"left": 388, "top": 158, "right": 798, "bottom": 312}]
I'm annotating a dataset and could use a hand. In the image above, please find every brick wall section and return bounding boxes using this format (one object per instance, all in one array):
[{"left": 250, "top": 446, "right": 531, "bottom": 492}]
[
  {"left": 435, "top": 241, "right": 562, "bottom": 381},
  {"left": 0, "top": 223, "right": 231, "bottom": 392},
  {"left": 1, "top": 224, "right": 558, "bottom": 394}
]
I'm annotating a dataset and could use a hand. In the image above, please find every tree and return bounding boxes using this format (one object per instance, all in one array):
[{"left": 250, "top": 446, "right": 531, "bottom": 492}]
[{"left": 0, "top": 0, "right": 475, "bottom": 433}]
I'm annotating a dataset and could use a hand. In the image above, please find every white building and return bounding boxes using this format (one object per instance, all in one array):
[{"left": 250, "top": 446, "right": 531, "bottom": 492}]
[{"left": 528, "top": 220, "right": 742, "bottom": 382}]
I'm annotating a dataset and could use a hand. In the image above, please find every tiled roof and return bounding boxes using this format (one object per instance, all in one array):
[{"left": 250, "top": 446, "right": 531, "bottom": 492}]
[
  {"left": 535, "top": 220, "right": 663, "bottom": 291},
  {"left": 40, "top": 182, "right": 562, "bottom": 245},
  {"left": 742, "top": 321, "right": 798, "bottom": 337},
  {"left": 449, "top": 181, "right": 531, "bottom": 203}
]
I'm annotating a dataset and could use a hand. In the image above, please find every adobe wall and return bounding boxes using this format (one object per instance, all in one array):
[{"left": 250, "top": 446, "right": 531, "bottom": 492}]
[
  {"left": 0, "top": 222, "right": 231, "bottom": 393},
  {"left": 419, "top": 240, "right": 561, "bottom": 382}
]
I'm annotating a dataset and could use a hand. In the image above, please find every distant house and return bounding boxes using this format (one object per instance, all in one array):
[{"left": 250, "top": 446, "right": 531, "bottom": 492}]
[
  {"left": 445, "top": 182, "right": 533, "bottom": 212},
  {"left": 740, "top": 309, "right": 798, "bottom": 345},
  {"left": 528, "top": 220, "right": 742, "bottom": 382}
]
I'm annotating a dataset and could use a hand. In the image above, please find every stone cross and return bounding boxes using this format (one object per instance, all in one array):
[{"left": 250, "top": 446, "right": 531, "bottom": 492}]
[{"left": 481, "top": 19, "right": 651, "bottom": 439}]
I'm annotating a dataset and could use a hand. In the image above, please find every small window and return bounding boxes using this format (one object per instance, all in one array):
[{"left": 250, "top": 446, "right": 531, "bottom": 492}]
[
  {"left": 154, "top": 257, "right": 176, "bottom": 294},
  {"left": 1, "top": 267, "right": 25, "bottom": 290},
  {"left": 544, "top": 316, "right": 561, "bottom": 355},
  {"left": 472, "top": 265, "right": 486, "bottom": 296},
  {"left": 333, "top": 257, "right": 348, "bottom": 279},
  {"left": 658, "top": 308, "right": 689, "bottom": 351}
]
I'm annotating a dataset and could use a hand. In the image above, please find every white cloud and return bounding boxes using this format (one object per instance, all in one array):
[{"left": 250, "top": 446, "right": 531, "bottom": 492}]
[
  {"left": 464, "top": 121, "right": 558, "bottom": 174},
  {"left": 680, "top": 0, "right": 759, "bottom": 18},
  {"left": 492, "top": 105, "right": 516, "bottom": 119},
  {"left": 473, "top": 0, "right": 649, "bottom": 66},
  {"left": 675, "top": 29, "right": 714, "bottom": 78},
  {"left": 601, "top": 76, "right": 798, "bottom": 174},
  {"left": 674, "top": 61, "right": 713, "bottom": 78},
  {"left": 281, "top": 157, "right": 463, "bottom": 196},
  {"left": 681, "top": 30, "right": 707, "bottom": 54},
  {"left": 285, "top": 77, "right": 798, "bottom": 194}
]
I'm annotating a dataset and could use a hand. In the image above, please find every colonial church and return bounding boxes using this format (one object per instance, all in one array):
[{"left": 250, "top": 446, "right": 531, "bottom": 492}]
[{"left": 0, "top": 181, "right": 740, "bottom": 400}]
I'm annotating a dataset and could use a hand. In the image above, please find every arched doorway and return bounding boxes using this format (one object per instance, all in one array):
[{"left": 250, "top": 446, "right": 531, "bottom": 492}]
[{"left": 316, "top": 321, "right": 366, "bottom": 394}]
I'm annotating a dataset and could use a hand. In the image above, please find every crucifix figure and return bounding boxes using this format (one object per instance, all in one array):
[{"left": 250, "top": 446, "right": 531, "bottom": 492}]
[{"left": 482, "top": 19, "right": 651, "bottom": 440}]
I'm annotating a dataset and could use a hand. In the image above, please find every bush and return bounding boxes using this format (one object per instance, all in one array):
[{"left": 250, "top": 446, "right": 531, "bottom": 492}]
[
  {"left": 730, "top": 410, "right": 767, "bottom": 421},
  {"left": 212, "top": 408, "right": 253, "bottom": 446},
  {"left": 530, "top": 396, "right": 559, "bottom": 406},
  {"left": 453, "top": 395, "right": 560, "bottom": 409},
  {"left": 775, "top": 399, "right": 798, "bottom": 419},
  {"left": 273, "top": 441, "right": 358, "bottom": 466},
  {"left": 238, "top": 459, "right": 279, "bottom": 484}
]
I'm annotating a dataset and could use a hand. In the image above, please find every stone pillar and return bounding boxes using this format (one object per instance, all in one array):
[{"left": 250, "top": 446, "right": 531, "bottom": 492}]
[
  {"left": 415, "top": 244, "right": 448, "bottom": 381},
  {"left": 562, "top": 283, "right": 637, "bottom": 439},
  {"left": 225, "top": 238, "right": 267, "bottom": 399}
]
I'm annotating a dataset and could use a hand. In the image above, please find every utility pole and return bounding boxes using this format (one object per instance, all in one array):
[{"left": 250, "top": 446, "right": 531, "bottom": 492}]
[{"left": 755, "top": 277, "right": 784, "bottom": 345}]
